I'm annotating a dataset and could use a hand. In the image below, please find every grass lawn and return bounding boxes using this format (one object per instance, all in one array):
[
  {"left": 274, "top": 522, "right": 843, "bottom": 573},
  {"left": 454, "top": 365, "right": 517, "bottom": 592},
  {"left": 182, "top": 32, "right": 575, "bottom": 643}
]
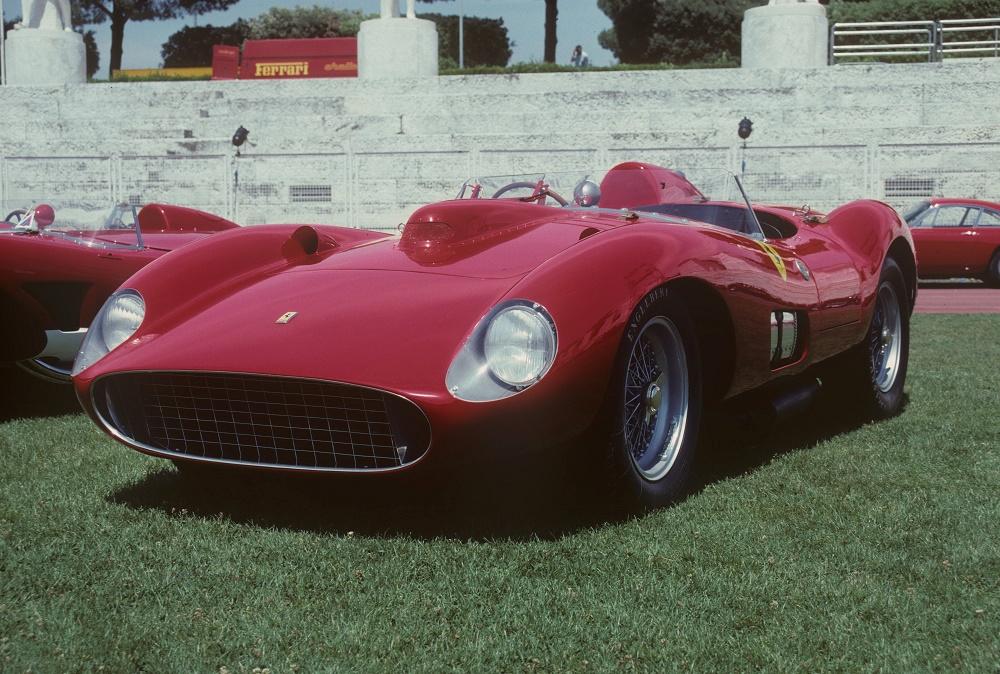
[{"left": 1, "top": 314, "right": 997, "bottom": 672}]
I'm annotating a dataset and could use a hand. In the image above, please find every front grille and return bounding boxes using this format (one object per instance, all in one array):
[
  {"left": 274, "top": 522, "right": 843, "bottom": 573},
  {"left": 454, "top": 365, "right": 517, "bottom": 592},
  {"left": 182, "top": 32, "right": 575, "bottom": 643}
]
[{"left": 95, "top": 372, "right": 430, "bottom": 470}]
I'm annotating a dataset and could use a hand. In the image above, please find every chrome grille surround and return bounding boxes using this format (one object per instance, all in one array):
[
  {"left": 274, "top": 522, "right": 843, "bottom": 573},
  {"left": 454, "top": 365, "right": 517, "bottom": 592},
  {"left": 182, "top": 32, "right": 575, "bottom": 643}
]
[{"left": 93, "top": 372, "right": 431, "bottom": 472}]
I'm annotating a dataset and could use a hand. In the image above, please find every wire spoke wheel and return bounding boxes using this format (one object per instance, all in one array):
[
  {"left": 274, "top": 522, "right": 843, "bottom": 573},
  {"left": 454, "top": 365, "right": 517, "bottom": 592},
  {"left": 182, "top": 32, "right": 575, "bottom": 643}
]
[
  {"left": 622, "top": 317, "right": 689, "bottom": 481},
  {"left": 821, "top": 256, "right": 910, "bottom": 421},
  {"left": 870, "top": 282, "right": 902, "bottom": 393}
]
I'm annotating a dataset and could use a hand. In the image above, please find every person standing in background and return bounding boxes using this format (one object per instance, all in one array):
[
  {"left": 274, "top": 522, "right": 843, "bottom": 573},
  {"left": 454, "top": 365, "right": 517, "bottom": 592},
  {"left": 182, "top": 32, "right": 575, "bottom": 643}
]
[{"left": 570, "top": 45, "right": 590, "bottom": 67}]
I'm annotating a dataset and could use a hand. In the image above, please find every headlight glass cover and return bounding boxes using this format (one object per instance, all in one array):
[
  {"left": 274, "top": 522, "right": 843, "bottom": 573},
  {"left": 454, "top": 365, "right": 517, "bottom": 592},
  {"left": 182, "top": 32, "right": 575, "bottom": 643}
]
[
  {"left": 446, "top": 300, "right": 557, "bottom": 402},
  {"left": 71, "top": 290, "right": 145, "bottom": 376}
]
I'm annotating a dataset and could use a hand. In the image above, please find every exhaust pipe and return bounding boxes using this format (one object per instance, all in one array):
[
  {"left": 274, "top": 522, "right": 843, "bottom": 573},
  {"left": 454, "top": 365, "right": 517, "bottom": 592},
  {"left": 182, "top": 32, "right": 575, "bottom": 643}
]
[{"left": 769, "top": 377, "right": 822, "bottom": 424}]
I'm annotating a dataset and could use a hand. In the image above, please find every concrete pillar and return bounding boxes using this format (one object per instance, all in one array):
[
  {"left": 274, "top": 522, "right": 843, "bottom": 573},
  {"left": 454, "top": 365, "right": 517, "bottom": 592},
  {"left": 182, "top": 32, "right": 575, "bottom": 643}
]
[
  {"left": 742, "top": 0, "right": 829, "bottom": 69},
  {"left": 5, "top": 29, "right": 85, "bottom": 85},
  {"left": 358, "top": 17, "right": 438, "bottom": 79}
]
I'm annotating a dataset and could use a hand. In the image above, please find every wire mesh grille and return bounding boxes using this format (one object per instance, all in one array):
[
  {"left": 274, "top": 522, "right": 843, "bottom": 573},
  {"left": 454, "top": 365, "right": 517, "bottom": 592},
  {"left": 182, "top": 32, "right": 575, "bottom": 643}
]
[{"left": 99, "top": 373, "right": 430, "bottom": 470}]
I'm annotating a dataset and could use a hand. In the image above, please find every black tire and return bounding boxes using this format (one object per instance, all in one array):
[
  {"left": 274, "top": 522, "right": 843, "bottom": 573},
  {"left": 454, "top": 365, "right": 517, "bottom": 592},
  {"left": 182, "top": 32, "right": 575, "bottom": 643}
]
[
  {"left": 823, "top": 257, "right": 910, "bottom": 420},
  {"left": 601, "top": 287, "right": 703, "bottom": 512},
  {"left": 986, "top": 250, "right": 1000, "bottom": 288}
]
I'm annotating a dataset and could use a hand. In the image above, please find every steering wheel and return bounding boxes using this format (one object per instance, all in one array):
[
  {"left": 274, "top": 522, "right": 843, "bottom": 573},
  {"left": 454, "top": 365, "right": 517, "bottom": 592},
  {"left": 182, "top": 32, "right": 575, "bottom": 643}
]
[
  {"left": 491, "top": 181, "right": 568, "bottom": 206},
  {"left": 4, "top": 209, "right": 27, "bottom": 224}
]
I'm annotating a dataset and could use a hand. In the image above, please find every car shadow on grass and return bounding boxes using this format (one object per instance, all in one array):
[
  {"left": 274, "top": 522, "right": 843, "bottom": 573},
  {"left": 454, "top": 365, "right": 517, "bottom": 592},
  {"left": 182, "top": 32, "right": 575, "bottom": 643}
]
[
  {"left": 108, "top": 392, "right": 907, "bottom": 541},
  {"left": 0, "top": 365, "right": 81, "bottom": 423}
]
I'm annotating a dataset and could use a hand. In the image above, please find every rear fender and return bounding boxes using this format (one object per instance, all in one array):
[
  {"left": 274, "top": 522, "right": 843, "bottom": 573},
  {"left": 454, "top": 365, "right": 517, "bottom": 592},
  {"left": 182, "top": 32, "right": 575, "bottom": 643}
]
[
  {"left": 823, "top": 200, "right": 915, "bottom": 319},
  {"left": 138, "top": 204, "right": 240, "bottom": 233}
]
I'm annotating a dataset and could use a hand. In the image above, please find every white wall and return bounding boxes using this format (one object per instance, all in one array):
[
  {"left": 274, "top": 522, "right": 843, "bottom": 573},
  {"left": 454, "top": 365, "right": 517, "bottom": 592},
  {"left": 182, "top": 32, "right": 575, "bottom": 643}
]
[{"left": 1, "top": 59, "right": 999, "bottom": 228}]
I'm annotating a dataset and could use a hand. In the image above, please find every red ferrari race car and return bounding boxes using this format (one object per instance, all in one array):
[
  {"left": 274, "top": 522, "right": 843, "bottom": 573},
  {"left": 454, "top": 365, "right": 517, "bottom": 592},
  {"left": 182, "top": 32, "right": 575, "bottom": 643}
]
[
  {"left": 904, "top": 198, "right": 1000, "bottom": 285},
  {"left": 1, "top": 202, "right": 238, "bottom": 382},
  {"left": 72, "top": 163, "right": 916, "bottom": 511}
]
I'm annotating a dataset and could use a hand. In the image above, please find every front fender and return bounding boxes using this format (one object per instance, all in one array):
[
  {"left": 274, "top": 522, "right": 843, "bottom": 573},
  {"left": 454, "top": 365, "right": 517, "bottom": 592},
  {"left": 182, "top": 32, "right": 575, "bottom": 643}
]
[
  {"left": 500, "top": 224, "right": 721, "bottom": 429},
  {"left": 122, "top": 224, "right": 391, "bottom": 334}
]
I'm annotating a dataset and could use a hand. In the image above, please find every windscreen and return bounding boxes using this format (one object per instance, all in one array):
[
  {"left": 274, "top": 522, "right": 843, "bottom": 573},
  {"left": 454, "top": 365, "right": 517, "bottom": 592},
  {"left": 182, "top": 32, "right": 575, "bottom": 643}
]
[
  {"left": 455, "top": 167, "right": 762, "bottom": 237},
  {"left": 10, "top": 203, "right": 144, "bottom": 249}
]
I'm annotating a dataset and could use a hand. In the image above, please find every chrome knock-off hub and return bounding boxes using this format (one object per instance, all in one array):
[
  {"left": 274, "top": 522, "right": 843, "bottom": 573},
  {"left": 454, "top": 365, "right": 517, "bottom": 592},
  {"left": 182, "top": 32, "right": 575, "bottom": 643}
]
[{"left": 644, "top": 381, "right": 662, "bottom": 423}]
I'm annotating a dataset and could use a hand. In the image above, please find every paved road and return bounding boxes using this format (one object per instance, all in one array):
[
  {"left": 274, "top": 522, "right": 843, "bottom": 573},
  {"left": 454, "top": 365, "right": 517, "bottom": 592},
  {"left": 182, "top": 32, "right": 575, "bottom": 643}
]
[{"left": 914, "top": 283, "right": 1000, "bottom": 314}]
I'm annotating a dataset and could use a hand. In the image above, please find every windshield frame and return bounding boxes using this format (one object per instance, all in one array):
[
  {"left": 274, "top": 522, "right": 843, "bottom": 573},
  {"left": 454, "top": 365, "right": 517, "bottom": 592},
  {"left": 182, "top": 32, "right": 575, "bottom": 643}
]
[
  {"left": 456, "top": 168, "right": 766, "bottom": 240},
  {"left": 12, "top": 202, "right": 145, "bottom": 250}
]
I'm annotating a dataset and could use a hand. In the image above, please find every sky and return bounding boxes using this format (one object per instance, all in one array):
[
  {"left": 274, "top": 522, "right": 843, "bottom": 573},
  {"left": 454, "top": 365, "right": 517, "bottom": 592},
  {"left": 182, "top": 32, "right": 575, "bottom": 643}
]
[{"left": 1, "top": 0, "right": 616, "bottom": 72}]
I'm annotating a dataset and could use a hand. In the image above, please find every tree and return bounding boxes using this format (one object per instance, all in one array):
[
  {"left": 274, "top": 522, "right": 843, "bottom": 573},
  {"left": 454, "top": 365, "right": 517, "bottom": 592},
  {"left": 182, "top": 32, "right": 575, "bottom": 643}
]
[
  {"left": 246, "top": 6, "right": 367, "bottom": 40},
  {"left": 543, "top": 0, "right": 557, "bottom": 63},
  {"left": 161, "top": 21, "right": 249, "bottom": 67},
  {"left": 418, "top": 0, "right": 559, "bottom": 63},
  {"left": 78, "top": 0, "right": 242, "bottom": 79},
  {"left": 597, "top": 0, "right": 754, "bottom": 65},
  {"left": 82, "top": 30, "right": 101, "bottom": 78},
  {"left": 828, "top": 0, "right": 1000, "bottom": 22},
  {"left": 422, "top": 13, "right": 512, "bottom": 67}
]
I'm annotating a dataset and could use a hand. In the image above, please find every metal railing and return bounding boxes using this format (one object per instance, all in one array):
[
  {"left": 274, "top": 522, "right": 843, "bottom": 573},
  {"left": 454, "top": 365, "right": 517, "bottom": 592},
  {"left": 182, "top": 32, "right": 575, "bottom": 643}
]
[
  {"left": 830, "top": 18, "right": 1000, "bottom": 64},
  {"left": 939, "top": 18, "right": 1000, "bottom": 58}
]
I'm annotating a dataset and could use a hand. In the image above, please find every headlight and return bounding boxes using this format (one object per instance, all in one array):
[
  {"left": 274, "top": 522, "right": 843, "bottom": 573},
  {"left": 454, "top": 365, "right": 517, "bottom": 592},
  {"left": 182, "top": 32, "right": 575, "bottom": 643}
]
[
  {"left": 446, "top": 300, "right": 557, "bottom": 402},
  {"left": 71, "top": 290, "right": 145, "bottom": 376},
  {"left": 484, "top": 306, "right": 556, "bottom": 386}
]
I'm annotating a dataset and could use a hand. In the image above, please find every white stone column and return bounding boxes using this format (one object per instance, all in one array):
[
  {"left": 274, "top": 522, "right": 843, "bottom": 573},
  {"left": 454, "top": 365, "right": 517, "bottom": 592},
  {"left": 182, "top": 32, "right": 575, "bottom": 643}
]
[
  {"left": 358, "top": 17, "right": 439, "bottom": 79},
  {"left": 5, "top": 28, "right": 86, "bottom": 85},
  {"left": 742, "top": 0, "right": 829, "bottom": 69}
]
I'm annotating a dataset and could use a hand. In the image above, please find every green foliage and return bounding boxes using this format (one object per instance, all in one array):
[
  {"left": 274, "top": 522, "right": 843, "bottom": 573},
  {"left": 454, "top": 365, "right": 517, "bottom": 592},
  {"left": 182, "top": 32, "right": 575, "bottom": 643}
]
[
  {"left": 827, "top": 0, "right": 1000, "bottom": 63},
  {"left": 246, "top": 6, "right": 369, "bottom": 40},
  {"left": 828, "top": 0, "right": 1000, "bottom": 22},
  {"left": 598, "top": 0, "right": 756, "bottom": 65},
  {"left": 439, "top": 57, "right": 737, "bottom": 76},
  {"left": 78, "top": 0, "right": 243, "bottom": 76},
  {"left": 422, "top": 13, "right": 512, "bottom": 67},
  {"left": 599, "top": 0, "right": 1000, "bottom": 65},
  {"left": 161, "top": 21, "right": 250, "bottom": 68},
  {"left": 78, "top": 0, "right": 243, "bottom": 28},
  {"left": 418, "top": 0, "right": 558, "bottom": 63}
]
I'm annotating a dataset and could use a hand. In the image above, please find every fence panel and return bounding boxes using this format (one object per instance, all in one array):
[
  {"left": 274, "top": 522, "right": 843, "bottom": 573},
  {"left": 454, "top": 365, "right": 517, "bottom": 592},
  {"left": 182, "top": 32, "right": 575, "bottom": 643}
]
[
  {"left": 119, "top": 155, "right": 229, "bottom": 216},
  {"left": 4, "top": 143, "right": 997, "bottom": 228},
  {"left": 742, "top": 145, "right": 869, "bottom": 211},
  {"left": 2, "top": 156, "right": 113, "bottom": 214},
  {"left": 353, "top": 151, "right": 471, "bottom": 230},
  {"left": 877, "top": 143, "right": 1000, "bottom": 211},
  {"left": 235, "top": 153, "right": 350, "bottom": 226}
]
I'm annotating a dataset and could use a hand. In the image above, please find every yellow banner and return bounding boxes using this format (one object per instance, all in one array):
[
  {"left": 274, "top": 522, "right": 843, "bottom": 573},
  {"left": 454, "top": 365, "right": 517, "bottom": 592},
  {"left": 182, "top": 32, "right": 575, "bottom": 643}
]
[{"left": 112, "top": 67, "right": 212, "bottom": 79}]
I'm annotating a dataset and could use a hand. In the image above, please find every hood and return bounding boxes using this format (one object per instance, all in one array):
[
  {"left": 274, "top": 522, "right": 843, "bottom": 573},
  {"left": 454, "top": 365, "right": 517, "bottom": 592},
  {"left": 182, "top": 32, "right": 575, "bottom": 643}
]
[
  {"left": 100, "top": 268, "right": 515, "bottom": 396},
  {"left": 287, "top": 201, "right": 606, "bottom": 280}
]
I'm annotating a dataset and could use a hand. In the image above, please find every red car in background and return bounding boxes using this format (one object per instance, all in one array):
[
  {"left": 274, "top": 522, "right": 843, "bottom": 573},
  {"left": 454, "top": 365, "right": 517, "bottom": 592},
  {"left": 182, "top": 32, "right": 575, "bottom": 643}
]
[
  {"left": 905, "top": 198, "right": 1000, "bottom": 285},
  {"left": 1, "top": 203, "right": 238, "bottom": 382},
  {"left": 72, "top": 163, "right": 916, "bottom": 512}
]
